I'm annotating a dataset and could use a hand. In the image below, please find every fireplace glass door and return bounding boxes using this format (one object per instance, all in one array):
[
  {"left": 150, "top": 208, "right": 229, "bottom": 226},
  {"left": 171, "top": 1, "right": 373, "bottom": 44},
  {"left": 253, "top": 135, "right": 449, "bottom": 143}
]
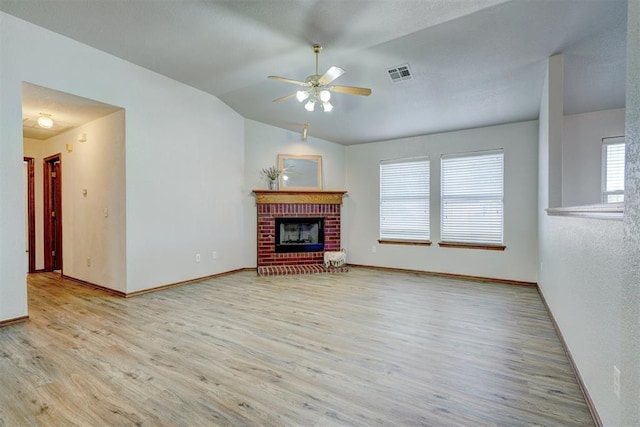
[{"left": 275, "top": 217, "right": 324, "bottom": 253}]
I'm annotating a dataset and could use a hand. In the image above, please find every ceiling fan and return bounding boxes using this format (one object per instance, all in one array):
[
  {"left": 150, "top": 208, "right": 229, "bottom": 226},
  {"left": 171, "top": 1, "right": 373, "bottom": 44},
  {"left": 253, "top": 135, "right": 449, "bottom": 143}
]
[{"left": 268, "top": 44, "right": 372, "bottom": 112}]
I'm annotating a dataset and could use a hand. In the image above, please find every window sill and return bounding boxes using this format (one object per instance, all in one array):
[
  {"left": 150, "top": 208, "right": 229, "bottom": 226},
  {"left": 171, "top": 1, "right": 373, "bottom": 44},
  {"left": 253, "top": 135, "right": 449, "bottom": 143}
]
[
  {"left": 546, "top": 203, "right": 623, "bottom": 221},
  {"left": 438, "top": 241, "right": 506, "bottom": 251},
  {"left": 378, "top": 239, "right": 432, "bottom": 246}
]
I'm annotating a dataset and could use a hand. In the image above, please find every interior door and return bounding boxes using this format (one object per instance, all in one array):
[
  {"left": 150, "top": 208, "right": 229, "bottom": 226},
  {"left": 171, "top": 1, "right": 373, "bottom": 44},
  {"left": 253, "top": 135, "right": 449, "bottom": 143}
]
[
  {"left": 24, "top": 157, "right": 35, "bottom": 273},
  {"left": 24, "top": 161, "right": 28, "bottom": 273},
  {"left": 44, "top": 154, "right": 62, "bottom": 272}
]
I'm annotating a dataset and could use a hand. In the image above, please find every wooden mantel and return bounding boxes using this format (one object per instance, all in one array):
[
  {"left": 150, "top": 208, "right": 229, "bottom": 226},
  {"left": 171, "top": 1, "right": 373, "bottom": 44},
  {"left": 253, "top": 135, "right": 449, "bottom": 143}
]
[{"left": 253, "top": 189, "right": 347, "bottom": 205}]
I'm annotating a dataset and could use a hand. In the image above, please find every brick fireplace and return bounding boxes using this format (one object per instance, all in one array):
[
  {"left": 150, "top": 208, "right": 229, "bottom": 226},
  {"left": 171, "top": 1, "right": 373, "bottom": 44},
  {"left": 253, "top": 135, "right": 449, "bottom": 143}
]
[{"left": 253, "top": 190, "right": 347, "bottom": 276}]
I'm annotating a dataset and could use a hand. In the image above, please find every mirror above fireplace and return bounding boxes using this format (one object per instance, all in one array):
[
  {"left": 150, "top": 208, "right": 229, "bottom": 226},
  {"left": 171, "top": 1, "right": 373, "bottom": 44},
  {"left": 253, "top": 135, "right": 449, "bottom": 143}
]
[{"left": 278, "top": 154, "right": 322, "bottom": 190}]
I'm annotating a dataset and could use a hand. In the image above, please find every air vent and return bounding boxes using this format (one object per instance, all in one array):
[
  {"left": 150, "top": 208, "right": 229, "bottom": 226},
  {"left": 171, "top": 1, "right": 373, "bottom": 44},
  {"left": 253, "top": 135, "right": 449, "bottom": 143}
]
[{"left": 387, "top": 64, "right": 413, "bottom": 83}]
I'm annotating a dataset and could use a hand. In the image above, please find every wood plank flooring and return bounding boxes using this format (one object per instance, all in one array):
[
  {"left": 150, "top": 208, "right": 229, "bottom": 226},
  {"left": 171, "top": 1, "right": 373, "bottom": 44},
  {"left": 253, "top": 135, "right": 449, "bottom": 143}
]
[{"left": 0, "top": 269, "right": 593, "bottom": 426}]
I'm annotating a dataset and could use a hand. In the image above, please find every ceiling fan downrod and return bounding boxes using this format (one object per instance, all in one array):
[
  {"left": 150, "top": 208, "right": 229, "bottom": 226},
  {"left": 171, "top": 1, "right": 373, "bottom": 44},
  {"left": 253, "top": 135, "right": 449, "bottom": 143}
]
[{"left": 312, "top": 44, "right": 322, "bottom": 77}]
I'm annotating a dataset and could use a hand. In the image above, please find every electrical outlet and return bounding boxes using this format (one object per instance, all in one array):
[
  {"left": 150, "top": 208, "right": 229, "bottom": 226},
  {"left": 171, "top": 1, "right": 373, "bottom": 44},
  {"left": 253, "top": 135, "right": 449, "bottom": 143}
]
[
  {"left": 195, "top": 253, "right": 201, "bottom": 263},
  {"left": 86, "top": 257, "right": 91, "bottom": 267},
  {"left": 371, "top": 245, "right": 377, "bottom": 253},
  {"left": 212, "top": 251, "right": 217, "bottom": 260},
  {"left": 614, "top": 365, "right": 620, "bottom": 398}
]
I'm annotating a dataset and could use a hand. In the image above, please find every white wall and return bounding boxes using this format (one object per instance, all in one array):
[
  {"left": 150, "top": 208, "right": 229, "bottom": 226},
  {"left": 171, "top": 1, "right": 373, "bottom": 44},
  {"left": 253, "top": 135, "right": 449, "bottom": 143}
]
[
  {"left": 620, "top": 0, "right": 640, "bottom": 424},
  {"left": 242, "top": 119, "right": 346, "bottom": 267},
  {"left": 1, "top": 13, "right": 29, "bottom": 320},
  {"left": 562, "top": 108, "right": 626, "bottom": 206},
  {"left": 1, "top": 11, "right": 246, "bottom": 319},
  {"left": 243, "top": 119, "right": 346, "bottom": 192},
  {"left": 541, "top": 215, "right": 623, "bottom": 425},
  {"left": 344, "top": 120, "right": 539, "bottom": 283},
  {"left": 538, "top": 55, "right": 625, "bottom": 425}
]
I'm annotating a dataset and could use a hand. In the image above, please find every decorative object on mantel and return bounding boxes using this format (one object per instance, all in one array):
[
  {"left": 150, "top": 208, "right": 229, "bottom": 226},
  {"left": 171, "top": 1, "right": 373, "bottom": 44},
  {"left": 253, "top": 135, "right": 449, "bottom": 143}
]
[{"left": 260, "top": 165, "right": 286, "bottom": 190}]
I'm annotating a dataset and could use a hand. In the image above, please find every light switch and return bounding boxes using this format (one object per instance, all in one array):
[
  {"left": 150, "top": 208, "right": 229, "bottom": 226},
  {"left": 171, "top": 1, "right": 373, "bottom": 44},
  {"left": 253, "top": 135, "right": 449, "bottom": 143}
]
[{"left": 104, "top": 207, "right": 109, "bottom": 218}]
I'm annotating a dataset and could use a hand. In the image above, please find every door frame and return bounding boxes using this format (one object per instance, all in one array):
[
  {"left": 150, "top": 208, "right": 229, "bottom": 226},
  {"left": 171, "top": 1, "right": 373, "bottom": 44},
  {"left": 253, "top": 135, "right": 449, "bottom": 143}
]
[
  {"left": 43, "top": 153, "right": 62, "bottom": 272},
  {"left": 24, "top": 157, "right": 35, "bottom": 273}
]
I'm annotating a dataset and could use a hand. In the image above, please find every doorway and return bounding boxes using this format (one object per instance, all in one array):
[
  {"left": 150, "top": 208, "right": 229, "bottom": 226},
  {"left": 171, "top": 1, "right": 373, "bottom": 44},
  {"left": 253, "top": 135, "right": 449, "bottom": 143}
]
[
  {"left": 43, "top": 154, "right": 62, "bottom": 272},
  {"left": 24, "top": 157, "right": 35, "bottom": 273},
  {"left": 22, "top": 82, "right": 126, "bottom": 294}
]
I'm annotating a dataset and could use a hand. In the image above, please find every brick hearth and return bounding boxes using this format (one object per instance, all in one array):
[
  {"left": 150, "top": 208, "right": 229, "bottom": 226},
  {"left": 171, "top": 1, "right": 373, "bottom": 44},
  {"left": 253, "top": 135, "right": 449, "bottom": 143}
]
[
  {"left": 257, "top": 264, "right": 349, "bottom": 276},
  {"left": 253, "top": 190, "right": 347, "bottom": 276}
]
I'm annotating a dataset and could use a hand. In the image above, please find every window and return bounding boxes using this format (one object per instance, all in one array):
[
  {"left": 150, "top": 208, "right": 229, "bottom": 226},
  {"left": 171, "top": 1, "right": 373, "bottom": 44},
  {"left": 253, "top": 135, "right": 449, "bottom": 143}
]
[
  {"left": 441, "top": 150, "right": 504, "bottom": 246},
  {"left": 602, "top": 136, "right": 625, "bottom": 203},
  {"left": 380, "top": 157, "right": 430, "bottom": 242}
]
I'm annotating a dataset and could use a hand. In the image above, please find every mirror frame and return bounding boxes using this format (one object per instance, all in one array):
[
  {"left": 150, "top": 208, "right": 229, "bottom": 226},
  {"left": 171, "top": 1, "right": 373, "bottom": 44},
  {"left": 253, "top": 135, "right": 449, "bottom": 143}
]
[{"left": 278, "top": 154, "right": 323, "bottom": 190}]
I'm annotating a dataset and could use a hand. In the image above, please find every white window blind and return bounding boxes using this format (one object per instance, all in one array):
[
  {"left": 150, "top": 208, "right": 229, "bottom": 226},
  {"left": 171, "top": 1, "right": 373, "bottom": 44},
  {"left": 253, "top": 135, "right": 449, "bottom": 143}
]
[
  {"left": 380, "top": 158, "right": 430, "bottom": 241},
  {"left": 602, "top": 137, "right": 625, "bottom": 203},
  {"left": 441, "top": 150, "right": 504, "bottom": 245}
]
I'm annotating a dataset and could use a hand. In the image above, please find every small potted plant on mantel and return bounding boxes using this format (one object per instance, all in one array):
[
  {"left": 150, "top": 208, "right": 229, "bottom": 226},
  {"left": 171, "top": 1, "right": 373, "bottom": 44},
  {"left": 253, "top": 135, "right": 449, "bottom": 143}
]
[{"left": 260, "top": 165, "right": 285, "bottom": 190}]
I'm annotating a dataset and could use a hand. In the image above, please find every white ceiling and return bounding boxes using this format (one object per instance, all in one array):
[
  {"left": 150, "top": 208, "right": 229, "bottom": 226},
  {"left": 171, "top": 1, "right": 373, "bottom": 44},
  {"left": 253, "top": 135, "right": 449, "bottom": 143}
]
[{"left": 2, "top": 0, "right": 627, "bottom": 145}]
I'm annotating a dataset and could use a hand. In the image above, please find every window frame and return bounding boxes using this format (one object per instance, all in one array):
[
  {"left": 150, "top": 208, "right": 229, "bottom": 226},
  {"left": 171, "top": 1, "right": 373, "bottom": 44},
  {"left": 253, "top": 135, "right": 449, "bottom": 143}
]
[
  {"left": 601, "top": 136, "right": 625, "bottom": 204},
  {"left": 439, "top": 149, "right": 505, "bottom": 250},
  {"left": 379, "top": 157, "right": 431, "bottom": 245}
]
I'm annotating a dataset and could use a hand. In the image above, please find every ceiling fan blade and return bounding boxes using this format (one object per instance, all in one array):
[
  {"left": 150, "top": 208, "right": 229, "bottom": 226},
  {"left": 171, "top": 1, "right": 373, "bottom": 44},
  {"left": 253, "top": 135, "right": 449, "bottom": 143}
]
[
  {"left": 272, "top": 93, "right": 297, "bottom": 103},
  {"left": 317, "top": 66, "right": 345, "bottom": 86},
  {"left": 331, "top": 85, "right": 372, "bottom": 96},
  {"left": 268, "top": 76, "right": 308, "bottom": 86}
]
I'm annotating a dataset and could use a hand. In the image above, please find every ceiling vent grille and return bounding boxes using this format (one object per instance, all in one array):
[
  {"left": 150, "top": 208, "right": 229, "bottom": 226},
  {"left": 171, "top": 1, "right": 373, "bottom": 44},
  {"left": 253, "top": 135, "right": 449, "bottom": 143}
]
[{"left": 387, "top": 64, "right": 413, "bottom": 83}]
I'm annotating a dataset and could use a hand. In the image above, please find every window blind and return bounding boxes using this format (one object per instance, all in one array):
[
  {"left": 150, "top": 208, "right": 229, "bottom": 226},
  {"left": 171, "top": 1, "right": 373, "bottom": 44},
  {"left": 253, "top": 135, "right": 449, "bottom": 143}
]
[
  {"left": 441, "top": 150, "right": 503, "bottom": 245},
  {"left": 380, "top": 158, "right": 430, "bottom": 241},
  {"left": 602, "top": 138, "right": 625, "bottom": 203}
]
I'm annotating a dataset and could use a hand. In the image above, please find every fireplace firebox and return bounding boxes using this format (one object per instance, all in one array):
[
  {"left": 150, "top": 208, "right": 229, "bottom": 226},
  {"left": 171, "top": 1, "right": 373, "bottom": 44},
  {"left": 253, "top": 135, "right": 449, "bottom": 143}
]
[{"left": 275, "top": 217, "right": 324, "bottom": 253}]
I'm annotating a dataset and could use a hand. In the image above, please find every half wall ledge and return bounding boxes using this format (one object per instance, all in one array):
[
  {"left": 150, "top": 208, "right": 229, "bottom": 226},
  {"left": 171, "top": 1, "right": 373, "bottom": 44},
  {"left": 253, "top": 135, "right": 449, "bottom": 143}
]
[{"left": 546, "top": 203, "right": 623, "bottom": 220}]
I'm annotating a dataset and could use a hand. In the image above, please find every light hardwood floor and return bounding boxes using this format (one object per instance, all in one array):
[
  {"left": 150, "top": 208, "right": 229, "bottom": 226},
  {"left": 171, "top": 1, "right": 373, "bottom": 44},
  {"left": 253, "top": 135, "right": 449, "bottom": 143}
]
[{"left": 0, "top": 269, "right": 593, "bottom": 426}]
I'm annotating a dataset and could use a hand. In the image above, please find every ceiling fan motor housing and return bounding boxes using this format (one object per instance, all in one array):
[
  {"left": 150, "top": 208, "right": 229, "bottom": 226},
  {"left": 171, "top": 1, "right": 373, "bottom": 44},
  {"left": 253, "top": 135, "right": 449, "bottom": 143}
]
[{"left": 306, "top": 75, "right": 322, "bottom": 87}]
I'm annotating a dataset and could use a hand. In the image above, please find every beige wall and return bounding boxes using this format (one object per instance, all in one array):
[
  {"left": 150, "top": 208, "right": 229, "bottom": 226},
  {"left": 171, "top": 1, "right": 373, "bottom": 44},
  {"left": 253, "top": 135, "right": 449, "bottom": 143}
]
[{"left": 23, "top": 111, "right": 127, "bottom": 290}]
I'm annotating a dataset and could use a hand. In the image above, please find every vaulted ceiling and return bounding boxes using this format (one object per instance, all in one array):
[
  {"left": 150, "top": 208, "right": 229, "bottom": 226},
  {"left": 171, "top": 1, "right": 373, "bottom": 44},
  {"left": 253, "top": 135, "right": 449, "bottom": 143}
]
[{"left": 2, "top": 0, "right": 627, "bottom": 145}]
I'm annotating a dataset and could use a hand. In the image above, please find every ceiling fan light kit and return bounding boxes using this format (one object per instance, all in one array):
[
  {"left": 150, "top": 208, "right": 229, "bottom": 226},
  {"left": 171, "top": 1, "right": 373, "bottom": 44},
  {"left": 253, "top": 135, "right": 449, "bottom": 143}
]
[
  {"left": 305, "top": 99, "right": 315, "bottom": 111},
  {"left": 269, "top": 44, "right": 371, "bottom": 113},
  {"left": 319, "top": 90, "right": 331, "bottom": 102},
  {"left": 296, "top": 90, "right": 309, "bottom": 102}
]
